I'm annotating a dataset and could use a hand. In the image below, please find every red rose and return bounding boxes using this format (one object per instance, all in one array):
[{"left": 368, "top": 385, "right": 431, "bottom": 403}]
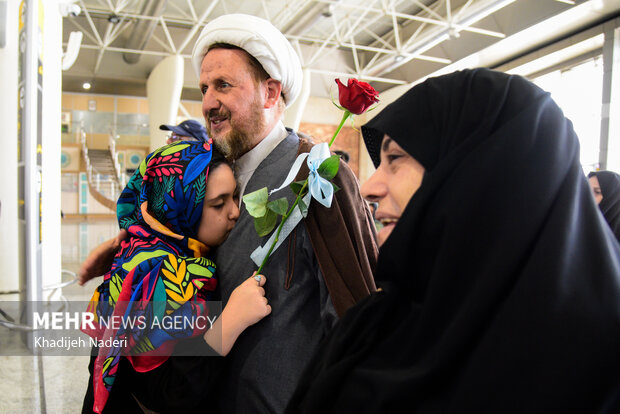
[{"left": 335, "top": 78, "right": 379, "bottom": 115}]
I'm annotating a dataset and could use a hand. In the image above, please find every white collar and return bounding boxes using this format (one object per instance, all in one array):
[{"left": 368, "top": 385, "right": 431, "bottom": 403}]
[{"left": 235, "top": 121, "right": 288, "bottom": 200}]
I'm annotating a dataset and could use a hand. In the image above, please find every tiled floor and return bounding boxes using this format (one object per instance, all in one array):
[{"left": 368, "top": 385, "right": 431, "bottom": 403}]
[{"left": 1, "top": 218, "right": 119, "bottom": 414}]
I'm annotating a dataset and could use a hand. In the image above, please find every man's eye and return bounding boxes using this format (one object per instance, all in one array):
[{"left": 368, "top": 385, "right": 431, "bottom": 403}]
[{"left": 201, "top": 85, "right": 208, "bottom": 94}]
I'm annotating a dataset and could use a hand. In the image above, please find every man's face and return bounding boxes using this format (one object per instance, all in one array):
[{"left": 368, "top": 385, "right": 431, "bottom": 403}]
[{"left": 199, "top": 48, "right": 266, "bottom": 160}]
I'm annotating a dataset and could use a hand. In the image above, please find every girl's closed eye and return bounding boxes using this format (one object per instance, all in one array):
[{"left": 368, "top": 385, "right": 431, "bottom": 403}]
[{"left": 197, "top": 163, "right": 239, "bottom": 247}]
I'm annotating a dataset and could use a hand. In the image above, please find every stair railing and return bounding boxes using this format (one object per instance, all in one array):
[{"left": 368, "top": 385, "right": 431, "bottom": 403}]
[{"left": 79, "top": 127, "right": 118, "bottom": 212}]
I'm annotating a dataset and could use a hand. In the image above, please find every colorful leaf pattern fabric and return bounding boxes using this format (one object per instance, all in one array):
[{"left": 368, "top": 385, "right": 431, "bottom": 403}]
[{"left": 82, "top": 140, "right": 219, "bottom": 413}]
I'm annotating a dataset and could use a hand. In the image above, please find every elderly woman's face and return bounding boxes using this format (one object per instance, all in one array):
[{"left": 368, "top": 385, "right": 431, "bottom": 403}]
[
  {"left": 589, "top": 176, "right": 603, "bottom": 205},
  {"left": 362, "top": 135, "right": 425, "bottom": 246}
]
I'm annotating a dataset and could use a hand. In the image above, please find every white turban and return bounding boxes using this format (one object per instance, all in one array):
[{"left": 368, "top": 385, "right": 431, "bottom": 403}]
[{"left": 192, "top": 14, "right": 303, "bottom": 107}]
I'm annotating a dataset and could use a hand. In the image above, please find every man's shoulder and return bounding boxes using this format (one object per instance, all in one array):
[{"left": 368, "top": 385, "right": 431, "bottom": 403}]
[{"left": 284, "top": 128, "right": 302, "bottom": 144}]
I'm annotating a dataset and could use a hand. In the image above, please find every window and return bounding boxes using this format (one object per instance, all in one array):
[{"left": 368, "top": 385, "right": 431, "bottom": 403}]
[{"left": 532, "top": 56, "right": 604, "bottom": 172}]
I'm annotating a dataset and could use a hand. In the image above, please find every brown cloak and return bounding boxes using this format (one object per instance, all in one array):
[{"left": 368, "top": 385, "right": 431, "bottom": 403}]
[{"left": 295, "top": 138, "right": 378, "bottom": 316}]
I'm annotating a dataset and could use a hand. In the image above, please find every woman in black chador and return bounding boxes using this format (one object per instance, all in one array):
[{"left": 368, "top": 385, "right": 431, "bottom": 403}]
[
  {"left": 589, "top": 170, "right": 620, "bottom": 242},
  {"left": 287, "top": 68, "right": 620, "bottom": 413}
]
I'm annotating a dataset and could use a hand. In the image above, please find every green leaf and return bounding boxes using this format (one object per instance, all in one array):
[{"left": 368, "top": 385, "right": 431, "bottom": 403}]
[
  {"left": 187, "top": 263, "right": 213, "bottom": 277},
  {"left": 317, "top": 155, "right": 340, "bottom": 180},
  {"left": 267, "top": 198, "right": 289, "bottom": 216},
  {"left": 243, "top": 187, "right": 269, "bottom": 218},
  {"left": 193, "top": 171, "right": 206, "bottom": 205},
  {"left": 290, "top": 180, "right": 307, "bottom": 196},
  {"left": 139, "top": 158, "right": 148, "bottom": 177},
  {"left": 110, "top": 273, "right": 123, "bottom": 302},
  {"left": 254, "top": 209, "right": 277, "bottom": 237},
  {"left": 163, "top": 280, "right": 182, "bottom": 295},
  {"left": 133, "top": 337, "right": 155, "bottom": 353},
  {"left": 163, "top": 259, "right": 175, "bottom": 273},
  {"left": 298, "top": 198, "right": 309, "bottom": 218},
  {"left": 332, "top": 182, "right": 341, "bottom": 193},
  {"left": 161, "top": 143, "right": 189, "bottom": 155}
]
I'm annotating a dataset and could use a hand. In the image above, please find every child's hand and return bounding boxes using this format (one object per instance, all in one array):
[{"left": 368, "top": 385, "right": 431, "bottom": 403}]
[
  {"left": 206, "top": 273, "right": 272, "bottom": 355},
  {"left": 226, "top": 273, "right": 272, "bottom": 329}
]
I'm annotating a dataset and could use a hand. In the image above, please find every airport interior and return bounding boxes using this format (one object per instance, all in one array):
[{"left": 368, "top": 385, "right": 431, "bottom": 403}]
[{"left": 1, "top": 0, "right": 619, "bottom": 412}]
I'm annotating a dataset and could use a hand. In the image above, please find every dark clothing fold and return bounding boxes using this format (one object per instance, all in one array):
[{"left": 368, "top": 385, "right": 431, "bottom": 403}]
[
  {"left": 287, "top": 68, "right": 620, "bottom": 413},
  {"left": 83, "top": 338, "right": 224, "bottom": 414}
]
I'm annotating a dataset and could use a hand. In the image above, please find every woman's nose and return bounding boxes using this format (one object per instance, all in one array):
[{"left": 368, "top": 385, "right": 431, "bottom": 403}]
[{"left": 361, "top": 168, "right": 388, "bottom": 203}]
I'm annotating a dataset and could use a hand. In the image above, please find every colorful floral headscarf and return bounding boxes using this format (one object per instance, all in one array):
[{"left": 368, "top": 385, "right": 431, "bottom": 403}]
[{"left": 83, "top": 140, "right": 222, "bottom": 413}]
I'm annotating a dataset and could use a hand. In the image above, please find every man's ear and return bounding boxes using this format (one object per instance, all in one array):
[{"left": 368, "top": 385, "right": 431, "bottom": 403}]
[{"left": 263, "top": 79, "right": 283, "bottom": 109}]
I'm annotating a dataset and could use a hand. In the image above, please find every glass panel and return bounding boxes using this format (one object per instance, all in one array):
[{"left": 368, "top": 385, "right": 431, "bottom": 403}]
[{"left": 532, "top": 56, "right": 604, "bottom": 172}]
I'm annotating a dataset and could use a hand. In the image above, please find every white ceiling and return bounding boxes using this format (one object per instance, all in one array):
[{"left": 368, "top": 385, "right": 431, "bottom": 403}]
[{"left": 61, "top": 0, "right": 620, "bottom": 100}]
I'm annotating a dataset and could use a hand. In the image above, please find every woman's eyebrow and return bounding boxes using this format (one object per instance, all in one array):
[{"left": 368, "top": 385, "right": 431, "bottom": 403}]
[{"left": 381, "top": 138, "right": 393, "bottom": 153}]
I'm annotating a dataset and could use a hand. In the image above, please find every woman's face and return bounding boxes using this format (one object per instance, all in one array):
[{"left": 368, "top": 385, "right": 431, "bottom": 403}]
[
  {"left": 362, "top": 135, "right": 425, "bottom": 246},
  {"left": 196, "top": 164, "right": 240, "bottom": 247},
  {"left": 589, "top": 176, "right": 603, "bottom": 205}
]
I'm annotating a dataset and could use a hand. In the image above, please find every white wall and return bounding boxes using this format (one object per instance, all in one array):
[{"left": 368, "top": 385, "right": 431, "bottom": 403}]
[
  {"left": 147, "top": 55, "right": 183, "bottom": 151},
  {"left": 299, "top": 95, "right": 347, "bottom": 125},
  {"left": 282, "top": 69, "right": 311, "bottom": 130}
]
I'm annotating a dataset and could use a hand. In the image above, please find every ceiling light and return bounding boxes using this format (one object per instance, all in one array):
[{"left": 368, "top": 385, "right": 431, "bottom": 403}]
[
  {"left": 82, "top": 82, "right": 91, "bottom": 90},
  {"left": 108, "top": 14, "right": 121, "bottom": 24},
  {"left": 448, "top": 23, "right": 460, "bottom": 39},
  {"left": 394, "top": 54, "right": 405, "bottom": 62}
]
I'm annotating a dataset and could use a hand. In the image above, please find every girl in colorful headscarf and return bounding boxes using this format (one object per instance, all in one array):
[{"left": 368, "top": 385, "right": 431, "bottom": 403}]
[{"left": 81, "top": 140, "right": 271, "bottom": 413}]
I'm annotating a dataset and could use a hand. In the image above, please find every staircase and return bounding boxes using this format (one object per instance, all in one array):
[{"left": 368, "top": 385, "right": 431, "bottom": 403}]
[
  {"left": 88, "top": 149, "right": 120, "bottom": 178},
  {"left": 79, "top": 131, "right": 126, "bottom": 212}
]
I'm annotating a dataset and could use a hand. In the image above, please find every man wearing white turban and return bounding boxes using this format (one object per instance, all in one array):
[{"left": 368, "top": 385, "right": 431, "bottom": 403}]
[
  {"left": 79, "top": 13, "right": 377, "bottom": 414},
  {"left": 189, "top": 15, "right": 376, "bottom": 414}
]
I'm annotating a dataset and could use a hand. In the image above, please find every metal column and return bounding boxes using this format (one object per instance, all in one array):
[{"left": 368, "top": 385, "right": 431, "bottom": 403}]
[
  {"left": 18, "top": 0, "right": 43, "bottom": 317},
  {"left": 599, "top": 20, "right": 620, "bottom": 171}
]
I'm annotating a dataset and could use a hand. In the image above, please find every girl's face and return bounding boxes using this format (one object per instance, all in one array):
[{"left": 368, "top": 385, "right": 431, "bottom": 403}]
[
  {"left": 589, "top": 176, "right": 603, "bottom": 205},
  {"left": 196, "top": 164, "right": 240, "bottom": 247},
  {"left": 361, "top": 135, "right": 425, "bottom": 246}
]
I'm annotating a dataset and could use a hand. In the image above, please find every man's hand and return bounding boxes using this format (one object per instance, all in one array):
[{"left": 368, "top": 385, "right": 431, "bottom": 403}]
[{"left": 77, "top": 229, "right": 128, "bottom": 285}]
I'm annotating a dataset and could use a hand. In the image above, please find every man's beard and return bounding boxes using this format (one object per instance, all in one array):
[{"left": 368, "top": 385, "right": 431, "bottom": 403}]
[{"left": 206, "top": 97, "right": 265, "bottom": 161}]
